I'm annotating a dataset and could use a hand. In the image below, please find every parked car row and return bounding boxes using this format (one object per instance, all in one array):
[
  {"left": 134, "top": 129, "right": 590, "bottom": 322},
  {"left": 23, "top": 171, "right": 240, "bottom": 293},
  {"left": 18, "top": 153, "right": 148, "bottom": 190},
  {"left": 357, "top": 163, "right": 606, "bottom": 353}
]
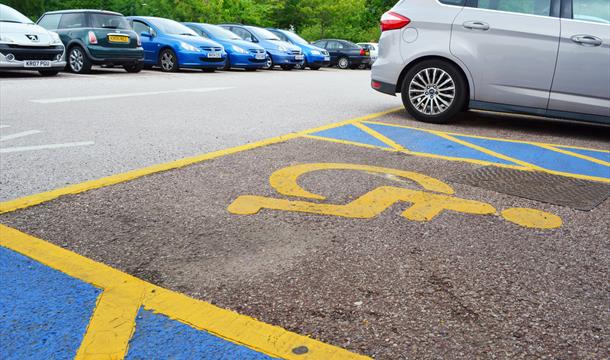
[{"left": 1, "top": 4, "right": 374, "bottom": 76}]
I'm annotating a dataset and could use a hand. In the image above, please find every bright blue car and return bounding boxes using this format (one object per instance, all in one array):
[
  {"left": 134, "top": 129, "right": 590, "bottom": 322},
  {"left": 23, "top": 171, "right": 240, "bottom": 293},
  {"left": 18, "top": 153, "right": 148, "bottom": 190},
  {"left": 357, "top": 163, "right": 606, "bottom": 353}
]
[
  {"left": 267, "top": 28, "right": 330, "bottom": 70},
  {"left": 183, "top": 23, "right": 266, "bottom": 71},
  {"left": 127, "top": 16, "right": 226, "bottom": 72},
  {"left": 219, "top": 24, "right": 303, "bottom": 71}
]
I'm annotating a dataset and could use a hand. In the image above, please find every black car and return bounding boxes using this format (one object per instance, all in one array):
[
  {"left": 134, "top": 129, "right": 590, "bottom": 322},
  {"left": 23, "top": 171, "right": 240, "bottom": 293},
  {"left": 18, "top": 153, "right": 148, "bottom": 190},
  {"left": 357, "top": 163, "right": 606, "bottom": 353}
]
[
  {"left": 311, "top": 39, "right": 370, "bottom": 69},
  {"left": 37, "top": 10, "right": 144, "bottom": 74}
]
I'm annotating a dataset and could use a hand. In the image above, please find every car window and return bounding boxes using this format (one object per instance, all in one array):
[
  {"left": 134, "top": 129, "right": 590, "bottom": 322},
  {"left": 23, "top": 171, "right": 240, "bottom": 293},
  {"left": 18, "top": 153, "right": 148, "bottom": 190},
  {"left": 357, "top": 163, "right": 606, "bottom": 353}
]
[
  {"left": 37, "top": 14, "right": 61, "bottom": 29},
  {"left": 572, "top": 0, "right": 610, "bottom": 24},
  {"left": 476, "top": 0, "right": 551, "bottom": 16},
  {"left": 89, "top": 13, "right": 131, "bottom": 30},
  {"left": 327, "top": 41, "right": 344, "bottom": 50},
  {"left": 132, "top": 20, "right": 152, "bottom": 35},
  {"left": 440, "top": 0, "right": 466, "bottom": 5},
  {"left": 312, "top": 40, "right": 326, "bottom": 48},
  {"left": 0, "top": 4, "right": 33, "bottom": 24},
  {"left": 232, "top": 27, "right": 253, "bottom": 41},
  {"left": 274, "top": 31, "right": 288, "bottom": 42},
  {"left": 58, "top": 13, "right": 87, "bottom": 29}
]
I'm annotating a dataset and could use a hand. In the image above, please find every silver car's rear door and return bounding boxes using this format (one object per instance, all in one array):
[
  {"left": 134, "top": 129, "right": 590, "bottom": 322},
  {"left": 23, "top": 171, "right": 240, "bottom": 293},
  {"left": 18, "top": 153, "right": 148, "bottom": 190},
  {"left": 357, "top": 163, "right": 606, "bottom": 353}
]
[
  {"left": 548, "top": 0, "right": 610, "bottom": 119},
  {"left": 450, "top": 1, "right": 560, "bottom": 109}
]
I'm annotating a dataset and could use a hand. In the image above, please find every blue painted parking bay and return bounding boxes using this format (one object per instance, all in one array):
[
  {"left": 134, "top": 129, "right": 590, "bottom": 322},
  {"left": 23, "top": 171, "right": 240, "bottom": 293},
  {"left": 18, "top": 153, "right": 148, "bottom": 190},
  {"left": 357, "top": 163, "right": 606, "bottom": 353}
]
[{"left": 309, "top": 121, "right": 610, "bottom": 183}]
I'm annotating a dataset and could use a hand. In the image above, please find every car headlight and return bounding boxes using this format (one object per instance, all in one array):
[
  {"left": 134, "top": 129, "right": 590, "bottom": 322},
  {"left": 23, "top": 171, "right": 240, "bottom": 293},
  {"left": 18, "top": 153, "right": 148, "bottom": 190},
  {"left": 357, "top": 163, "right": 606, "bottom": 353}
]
[
  {"left": 277, "top": 45, "right": 287, "bottom": 52},
  {"left": 0, "top": 34, "right": 15, "bottom": 44},
  {"left": 49, "top": 32, "right": 62, "bottom": 45},
  {"left": 181, "top": 42, "right": 199, "bottom": 52},
  {"left": 232, "top": 45, "right": 247, "bottom": 54},
  {"left": 310, "top": 50, "right": 320, "bottom": 55}
]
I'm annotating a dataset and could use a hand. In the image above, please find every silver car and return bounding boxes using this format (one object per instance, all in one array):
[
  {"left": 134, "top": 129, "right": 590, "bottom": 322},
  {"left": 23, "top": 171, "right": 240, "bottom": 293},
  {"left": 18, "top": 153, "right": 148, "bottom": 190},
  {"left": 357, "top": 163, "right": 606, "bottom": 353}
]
[
  {"left": 371, "top": 0, "right": 610, "bottom": 125},
  {"left": 0, "top": 4, "right": 66, "bottom": 76}
]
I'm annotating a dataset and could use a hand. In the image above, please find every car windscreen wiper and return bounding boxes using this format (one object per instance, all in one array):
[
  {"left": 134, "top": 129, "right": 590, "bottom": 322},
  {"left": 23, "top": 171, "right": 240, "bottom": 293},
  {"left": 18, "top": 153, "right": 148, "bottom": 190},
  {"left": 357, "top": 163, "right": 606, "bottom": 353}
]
[
  {"left": 179, "top": 33, "right": 195, "bottom": 36},
  {"left": 1, "top": 20, "right": 30, "bottom": 24}
]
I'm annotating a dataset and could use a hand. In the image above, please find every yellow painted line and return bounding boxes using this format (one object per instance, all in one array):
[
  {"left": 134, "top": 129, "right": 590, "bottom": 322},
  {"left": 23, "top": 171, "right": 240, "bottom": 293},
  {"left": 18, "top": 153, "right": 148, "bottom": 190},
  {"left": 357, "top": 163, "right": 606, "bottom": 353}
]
[
  {"left": 0, "top": 224, "right": 369, "bottom": 359},
  {"left": 428, "top": 130, "right": 545, "bottom": 171},
  {"left": 362, "top": 120, "right": 610, "bottom": 154},
  {"left": 0, "top": 108, "right": 402, "bottom": 215},
  {"left": 352, "top": 122, "right": 407, "bottom": 151},
  {"left": 536, "top": 144, "right": 610, "bottom": 167}
]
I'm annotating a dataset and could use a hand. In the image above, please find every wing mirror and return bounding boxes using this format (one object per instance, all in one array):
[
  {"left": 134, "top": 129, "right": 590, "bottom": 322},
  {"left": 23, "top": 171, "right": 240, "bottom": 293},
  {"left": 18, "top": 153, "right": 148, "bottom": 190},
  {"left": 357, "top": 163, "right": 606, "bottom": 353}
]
[{"left": 140, "top": 31, "right": 153, "bottom": 38}]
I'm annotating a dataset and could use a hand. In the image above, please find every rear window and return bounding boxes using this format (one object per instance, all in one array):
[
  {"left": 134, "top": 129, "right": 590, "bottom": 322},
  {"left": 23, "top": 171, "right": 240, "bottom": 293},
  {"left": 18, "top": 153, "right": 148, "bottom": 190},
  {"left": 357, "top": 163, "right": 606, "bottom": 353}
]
[{"left": 90, "top": 13, "right": 131, "bottom": 30}]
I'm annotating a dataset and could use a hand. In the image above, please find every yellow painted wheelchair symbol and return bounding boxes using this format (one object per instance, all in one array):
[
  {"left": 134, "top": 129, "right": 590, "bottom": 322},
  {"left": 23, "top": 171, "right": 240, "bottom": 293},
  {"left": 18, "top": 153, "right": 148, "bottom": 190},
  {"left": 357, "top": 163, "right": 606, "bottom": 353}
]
[{"left": 228, "top": 163, "right": 562, "bottom": 229}]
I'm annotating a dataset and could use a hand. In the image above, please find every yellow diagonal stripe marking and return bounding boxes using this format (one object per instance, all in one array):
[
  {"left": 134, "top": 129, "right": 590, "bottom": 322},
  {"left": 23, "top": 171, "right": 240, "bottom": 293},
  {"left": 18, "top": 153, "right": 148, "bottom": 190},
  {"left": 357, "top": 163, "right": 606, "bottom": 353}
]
[
  {"left": 352, "top": 122, "right": 407, "bottom": 151},
  {"left": 427, "top": 130, "right": 545, "bottom": 170},
  {"left": 0, "top": 224, "right": 369, "bottom": 359},
  {"left": 536, "top": 144, "right": 610, "bottom": 167}
]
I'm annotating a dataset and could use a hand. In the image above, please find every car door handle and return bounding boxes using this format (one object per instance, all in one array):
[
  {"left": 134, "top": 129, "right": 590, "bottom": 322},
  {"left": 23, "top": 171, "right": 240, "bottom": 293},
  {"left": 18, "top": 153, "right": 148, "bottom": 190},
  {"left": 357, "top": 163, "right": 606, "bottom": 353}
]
[
  {"left": 463, "top": 21, "right": 490, "bottom": 30},
  {"left": 571, "top": 35, "right": 602, "bottom": 47}
]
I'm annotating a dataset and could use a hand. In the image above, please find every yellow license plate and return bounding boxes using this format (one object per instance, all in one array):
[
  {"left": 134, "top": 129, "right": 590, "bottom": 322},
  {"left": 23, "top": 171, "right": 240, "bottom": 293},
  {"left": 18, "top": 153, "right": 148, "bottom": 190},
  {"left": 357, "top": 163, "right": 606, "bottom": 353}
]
[{"left": 108, "top": 35, "right": 129, "bottom": 43}]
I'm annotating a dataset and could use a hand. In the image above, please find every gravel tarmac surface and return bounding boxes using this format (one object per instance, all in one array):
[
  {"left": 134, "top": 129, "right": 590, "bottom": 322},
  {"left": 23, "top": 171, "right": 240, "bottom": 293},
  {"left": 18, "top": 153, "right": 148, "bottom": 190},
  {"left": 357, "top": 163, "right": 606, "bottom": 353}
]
[{"left": 2, "top": 135, "right": 608, "bottom": 359}]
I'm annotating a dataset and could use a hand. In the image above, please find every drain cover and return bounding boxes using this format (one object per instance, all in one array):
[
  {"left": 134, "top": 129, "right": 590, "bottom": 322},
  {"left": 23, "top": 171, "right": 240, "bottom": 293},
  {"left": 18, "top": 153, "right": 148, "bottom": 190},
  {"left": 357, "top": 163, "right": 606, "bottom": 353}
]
[{"left": 451, "top": 166, "right": 610, "bottom": 210}]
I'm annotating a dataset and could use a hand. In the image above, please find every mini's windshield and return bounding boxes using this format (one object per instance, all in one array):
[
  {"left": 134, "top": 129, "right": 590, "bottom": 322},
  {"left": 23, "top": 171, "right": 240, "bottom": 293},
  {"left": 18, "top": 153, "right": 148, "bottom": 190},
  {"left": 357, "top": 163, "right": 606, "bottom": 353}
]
[
  {"left": 281, "top": 30, "right": 308, "bottom": 45},
  {"left": 0, "top": 4, "right": 34, "bottom": 24},
  {"left": 201, "top": 24, "right": 241, "bottom": 40},
  {"left": 249, "top": 27, "right": 280, "bottom": 41},
  {"left": 90, "top": 13, "right": 131, "bottom": 29},
  {"left": 149, "top": 18, "right": 197, "bottom": 36}
]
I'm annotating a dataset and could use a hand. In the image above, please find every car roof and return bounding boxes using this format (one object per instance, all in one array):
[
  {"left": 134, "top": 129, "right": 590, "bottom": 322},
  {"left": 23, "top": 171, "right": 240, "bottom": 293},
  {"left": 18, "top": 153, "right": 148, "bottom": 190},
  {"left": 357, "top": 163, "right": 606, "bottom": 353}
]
[{"left": 42, "top": 9, "right": 123, "bottom": 16}]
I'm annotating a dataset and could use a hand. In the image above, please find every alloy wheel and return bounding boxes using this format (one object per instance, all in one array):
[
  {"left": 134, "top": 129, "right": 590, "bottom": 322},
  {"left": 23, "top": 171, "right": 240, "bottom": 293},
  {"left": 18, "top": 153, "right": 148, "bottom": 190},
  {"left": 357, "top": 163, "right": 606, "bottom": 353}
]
[
  {"left": 69, "top": 48, "right": 84, "bottom": 73},
  {"left": 264, "top": 55, "right": 273, "bottom": 70},
  {"left": 408, "top": 67, "right": 455, "bottom": 115},
  {"left": 338, "top": 57, "right": 349, "bottom": 69},
  {"left": 161, "top": 51, "right": 175, "bottom": 71}
]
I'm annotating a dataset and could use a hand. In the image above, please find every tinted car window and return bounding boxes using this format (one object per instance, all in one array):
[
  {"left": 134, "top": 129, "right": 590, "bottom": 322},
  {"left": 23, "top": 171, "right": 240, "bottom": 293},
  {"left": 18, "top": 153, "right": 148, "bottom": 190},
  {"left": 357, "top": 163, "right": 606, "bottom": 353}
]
[
  {"left": 476, "top": 0, "right": 551, "bottom": 16},
  {"left": 231, "top": 27, "right": 253, "bottom": 41},
  {"left": 440, "top": 0, "right": 466, "bottom": 5},
  {"left": 58, "top": 13, "right": 86, "bottom": 29},
  {"left": 327, "top": 41, "right": 344, "bottom": 49},
  {"left": 38, "top": 14, "right": 61, "bottom": 29},
  {"left": 312, "top": 40, "right": 326, "bottom": 48},
  {"left": 572, "top": 0, "right": 610, "bottom": 24},
  {"left": 132, "top": 20, "right": 152, "bottom": 35},
  {"left": 90, "top": 13, "right": 131, "bottom": 30}
]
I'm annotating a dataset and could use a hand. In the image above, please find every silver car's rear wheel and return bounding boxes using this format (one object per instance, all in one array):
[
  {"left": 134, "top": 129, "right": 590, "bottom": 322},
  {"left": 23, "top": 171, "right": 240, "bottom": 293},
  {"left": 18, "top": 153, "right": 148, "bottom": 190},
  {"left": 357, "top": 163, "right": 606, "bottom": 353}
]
[
  {"left": 408, "top": 68, "right": 455, "bottom": 116},
  {"left": 401, "top": 60, "right": 467, "bottom": 124}
]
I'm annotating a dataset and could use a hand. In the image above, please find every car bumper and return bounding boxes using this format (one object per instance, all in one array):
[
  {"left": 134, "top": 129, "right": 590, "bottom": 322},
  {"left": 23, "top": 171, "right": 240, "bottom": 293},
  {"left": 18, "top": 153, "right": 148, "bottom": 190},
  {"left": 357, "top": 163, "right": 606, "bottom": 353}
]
[
  {"left": 0, "top": 47, "right": 66, "bottom": 70},
  {"left": 371, "top": 79, "right": 396, "bottom": 96},
  {"left": 86, "top": 45, "right": 144, "bottom": 64},
  {"left": 178, "top": 50, "right": 227, "bottom": 69},
  {"left": 349, "top": 56, "right": 371, "bottom": 65},
  {"left": 306, "top": 54, "right": 330, "bottom": 67},
  {"left": 228, "top": 52, "right": 266, "bottom": 68},
  {"left": 269, "top": 51, "right": 302, "bottom": 65}
]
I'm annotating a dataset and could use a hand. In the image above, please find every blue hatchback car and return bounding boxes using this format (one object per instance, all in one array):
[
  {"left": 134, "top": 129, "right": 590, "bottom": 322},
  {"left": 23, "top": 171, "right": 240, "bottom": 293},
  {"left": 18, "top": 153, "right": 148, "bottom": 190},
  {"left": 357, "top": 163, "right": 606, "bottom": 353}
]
[
  {"left": 267, "top": 28, "right": 330, "bottom": 70},
  {"left": 219, "top": 24, "right": 303, "bottom": 70},
  {"left": 127, "top": 16, "right": 226, "bottom": 72},
  {"left": 183, "top": 23, "right": 266, "bottom": 71}
]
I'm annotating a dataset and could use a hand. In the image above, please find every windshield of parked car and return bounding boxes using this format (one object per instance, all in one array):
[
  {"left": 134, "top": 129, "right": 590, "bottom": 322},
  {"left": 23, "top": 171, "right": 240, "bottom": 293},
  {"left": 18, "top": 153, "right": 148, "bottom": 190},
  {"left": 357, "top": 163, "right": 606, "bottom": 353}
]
[
  {"left": 148, "top": 18, "right": 197, "bottom": 36},
  {"left": 90, "top": 13, "right": 131, "bottom": 29},
  {"left": 249, "top": 27, "right": 281, "bottom": 41},
  {"left": 0, "top": 4, "right": 34, "bottom": 24},
  {"left": 280, "top": 30, "right": 308, "bottom": 45},
  {"left": 201, "top": 24, "right": 241, "bottom": 40}
]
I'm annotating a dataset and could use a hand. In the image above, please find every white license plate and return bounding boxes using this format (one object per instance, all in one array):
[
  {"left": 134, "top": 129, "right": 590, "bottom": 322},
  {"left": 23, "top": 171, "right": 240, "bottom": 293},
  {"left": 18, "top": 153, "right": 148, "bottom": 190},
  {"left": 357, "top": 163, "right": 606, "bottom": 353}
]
[
  {"left": 295, "top": 54, "right": 304, "bottom": 61},
  {"left": 255, "top": 53, "right": 266, "bottom": 60},
  {"left": 24, "top": 60, "right": 51, "bottom": 68},
  {"left": 207, "top": 52, "right": 221, "bottom": 58},
  {"left": 324, "top": 56, "right": 330, "bottom": 61}
]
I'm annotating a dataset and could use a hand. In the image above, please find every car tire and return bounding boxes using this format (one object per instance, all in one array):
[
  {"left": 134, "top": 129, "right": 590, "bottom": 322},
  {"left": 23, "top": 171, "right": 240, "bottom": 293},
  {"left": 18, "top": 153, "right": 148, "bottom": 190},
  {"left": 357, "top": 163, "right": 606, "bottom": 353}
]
[
  {"left": 262, "top": 54, "right": 273, "bottom": 70},
  {"left": 295, "top": 60, "right": 305, "bottom": 70},
  {"left": 123, "top": 62, "right": 143, "bottom": 73},
  {"left": 39, "top": 70, "right": 59, "bottom": 76},
  {"left": 281, "top": 65, "right": 294, "bottom": 71},
  {"left": 400, "top": 60, "right": 467, "bottom": 124},
  {"left": 337, "top": 57, "right": 350, "bottom": 69},
  {"left": 159, "top": 49, "right": 179, "bottom": 72},
  {"left": 245, "top": 68, "right": 257, "bottom": 72},
  {"left": 202, "top": 68, "right": 216, "bottom": 73},
  {"left": 68, "top": 46, "right": 92, "bottom": 74},
  {"left": 309, "top": 66, "right": 321, "bottom": 70}
]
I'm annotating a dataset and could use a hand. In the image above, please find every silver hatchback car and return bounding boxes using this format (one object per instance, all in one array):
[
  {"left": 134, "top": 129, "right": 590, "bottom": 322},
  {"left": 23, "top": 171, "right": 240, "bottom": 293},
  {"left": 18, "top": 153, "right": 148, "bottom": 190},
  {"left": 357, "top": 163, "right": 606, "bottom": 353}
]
[{"left": 371, "top": 0, "right": 610, "bottom": 125}]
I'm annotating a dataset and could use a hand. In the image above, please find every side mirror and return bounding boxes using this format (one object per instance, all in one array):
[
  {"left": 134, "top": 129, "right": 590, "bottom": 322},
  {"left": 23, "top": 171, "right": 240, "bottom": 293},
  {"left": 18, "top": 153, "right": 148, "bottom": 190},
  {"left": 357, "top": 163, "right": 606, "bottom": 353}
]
[
  {"left": 140, "top": 31, "right": 152, "bottom": 38},
  {"left": 251, "top": 37, "right": 258, "bottom": 43}
]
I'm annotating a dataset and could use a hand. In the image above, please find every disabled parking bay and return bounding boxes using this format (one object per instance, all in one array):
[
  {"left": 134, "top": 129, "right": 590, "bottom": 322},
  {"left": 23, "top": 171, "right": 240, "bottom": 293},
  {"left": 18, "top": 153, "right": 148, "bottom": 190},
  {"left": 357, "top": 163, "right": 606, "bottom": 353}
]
[{"left": 1, "top": 110, "right": 609, "bottom": 359}]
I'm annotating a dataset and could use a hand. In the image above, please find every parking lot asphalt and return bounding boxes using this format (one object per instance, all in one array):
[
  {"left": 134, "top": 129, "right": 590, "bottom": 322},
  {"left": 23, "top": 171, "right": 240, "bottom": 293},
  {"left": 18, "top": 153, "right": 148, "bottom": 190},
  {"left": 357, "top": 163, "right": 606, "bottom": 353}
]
[{"left": 1, "top": 95, "right": 609, "bottom": 358}]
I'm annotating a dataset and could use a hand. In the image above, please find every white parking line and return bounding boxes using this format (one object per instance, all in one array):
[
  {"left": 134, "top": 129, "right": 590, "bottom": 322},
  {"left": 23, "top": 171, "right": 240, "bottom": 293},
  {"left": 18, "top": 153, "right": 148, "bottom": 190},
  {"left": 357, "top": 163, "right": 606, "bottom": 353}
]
[
  {"left": 0, "top": 130, "right": 43, "bottom": 142},
  {"left": 31, "top": 87, "right": 235, "bottom": 104},
  {"left": 0, "top": 141, "right": 94, "bottom": 153}
]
